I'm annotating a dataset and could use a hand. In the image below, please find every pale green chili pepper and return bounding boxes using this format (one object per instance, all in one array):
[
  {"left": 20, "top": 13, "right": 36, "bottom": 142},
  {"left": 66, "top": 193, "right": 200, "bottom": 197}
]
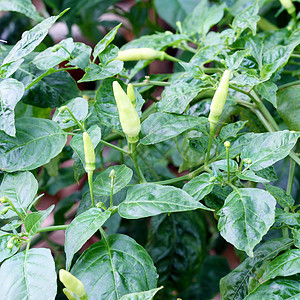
[
  {"left": 83, "top": 132, "right": 95, "bottom": 172},
  {"left": 116, "top": 48, "right": 165, "bottom": 61},
  {"left": 279, "top": 0, "right": 296, "bottom": 15}
]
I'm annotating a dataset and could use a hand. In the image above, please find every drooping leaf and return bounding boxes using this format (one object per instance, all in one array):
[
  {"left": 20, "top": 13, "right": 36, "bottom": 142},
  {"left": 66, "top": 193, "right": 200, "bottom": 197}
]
[
  {"left": 240, "top": 131, "right": 300, "bottom": 171},
  {"left": 261, "top": 249, "right": 300, "bottom": 282},
  {"left": 119, "top": 183, "right": 212, "bottom": 219},
  {"left": 53, "top": 97, "right": 89, "bottom": 129},
  {"left": 71, "top": 234, "right": 158, "bottom": 300},
  {"left": 218, "top": 188, "right": 276, "bottom": 256},
  {"left": 65, "top": 208, "right": 111, "bottom": 270},
  {"left": 67, "top": 42, "right": 92, "bottom": 70},
  {"left": 183, "top": 172, "right": 214, "bottom": 201},
  {"left": 24, "top": 205, "right": 54, "bottom": 237},
  {"left": 265, "top": 184, "right": 295, "bottom": 210},
  {"left": 141, "top": 112, "right": 206, "bottom": 145},
  {"left": 0, "top": 118, "right": 67, "bottom": 172},
  {"left": 146, "top": 211, "right": 206, "bottom": 292},
  {"left": 93, "top": 165, "right": 133, "bottom": 197},
  {"left": 0, "top": 248, "right": 57, "bottom": 300},
  {"left": 0, "top": 171, "right": 38, "bottom": 218},
  {"left": 0, "top": 78, "right": 24, "bottom": 136},
  {"left": 0, "top": 0, "right": 43, "bottom": 21},
  {"left": 220, "top": 238, "right": 293, "bottom": 300}
]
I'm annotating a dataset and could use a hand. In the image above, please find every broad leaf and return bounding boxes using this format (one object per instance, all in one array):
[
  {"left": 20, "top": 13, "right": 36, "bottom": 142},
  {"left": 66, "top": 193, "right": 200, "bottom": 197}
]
[
  {"left": 0, "top": 248, "right": 57, "bottom": 299},
  {"left": 0, "top": 0, "right": 43, "bottom": 21},
  {"left": 277, "top": 85, "right": 300, "bottom": 131},
  {"left": 119, "top": 183, "right": 212, "bottom": 219},
  {"left": 255, "top": 81, "right": 277, "bottom": 108},
  {"left": 141, "top": 112, "right": 206, "bottom": 145},
  {"left": 146, "top": 211, "right": 206, "bottom": 291},
  {"left": 67, "top": 42, "right": 92, "bottom": 70},
  {"left": 2, "top": 9, "right": 68, "bottom": 65},
  {"left": 240, "top": 131, "right": 300, "bottom": 171},
  {"left": 237, "top": 169, "right": 269, "bottom": 183},
  {"left": 0, "top": 118, "right": 67, "bottom": 172},
  {"left": 120, "top": 287, "right": 163, "bottom": 300},
  {"left": 265, "top": 184, "right": 294, "bottom": 209},
  {"left": 79, "top": 60, "right": 123, "bottom": 82},
  {"left": 71, "top": 234, "right": 158, "bottom": 300},
  {"left": 183, "top": 172, "right": 214, "bottom": 201},
  {"left": 65, "top": 208, "right": 111, "bottom": 270},
  {"left": 93, "top": 165, "right": 133, "bottom": 197},
  {"left": 220, "top": 238, "right": 293, "bottom": 300},
  {"left": 24, "top": 205, "right": 54, "bottom": 237},
  {"left": 70, "top": 125, "right": 101, "bottom": 169},
  {"left": 0, "top": 171, "right": 38, "bottom": 218},
  {"left": 261, "top": 249, "right": 300, "bottom": 282},
  {"left": 218, "top": 188, "right": 276, "bottom": 256},
  {"left": 53, "top": 97, "right": 89, "bottom": 129},
  {"left": 0, "top": 230, "right": 19, "bottom": 262},
  {"left": 93, "top": 23, "right": 121, "bottom": 59},
  {"left": 292, "top": 229, "right": 300, "bottom": 249},
  {"left": 0, "top": 78, "right": 24, "bottom": 136}
]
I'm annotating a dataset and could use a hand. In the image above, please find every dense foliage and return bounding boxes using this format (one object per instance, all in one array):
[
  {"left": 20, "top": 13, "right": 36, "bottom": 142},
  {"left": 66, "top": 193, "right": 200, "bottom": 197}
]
[{"left": 0, "top": 0, "right": 300, "bottom": 299}]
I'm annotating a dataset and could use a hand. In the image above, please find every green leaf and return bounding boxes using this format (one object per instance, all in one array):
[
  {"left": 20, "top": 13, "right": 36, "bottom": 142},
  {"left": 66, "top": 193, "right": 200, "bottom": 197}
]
[
  {"left": 146, "top": 211, "right": 206, "bottom": 291},
  {"left": 53, "top": 97, "right": 88, "bottom": 129},
  {"left": 93, "top": 165, "right": 133, "bottom": 197},
  {"left": 0, "top": 171, "right": 38, "bottom": 218},
  {"left": 70, "top": 125, "right": 101, "bottom": 169},
  {"left": 240, "top": 131, "right": 300, "bottom": 171},
  {"left": 0, "top": 117, "right": 67, "bottom": 172},
  {"left": 261, "top": 249, "right": 300, "bottom": 282},
  {"left": 244, "top": 277, "right": 300, "bottom": 300},
  {"left": 237, "top": 169, "right": 270, "bottom": 183},
  {"left": 183, "top": 172, "right": 214, "bottom": 201},
  {"left": 0, "top": 230, "right": 19, "bottom": 262},
  {"left": 254, "top": 166, "right": 277, "bottom": 182},
  {"left": 255, "top": 81, "right": 277, "bottom": 108},
  {"left": 265, "top": 184, "right": 294, "bottom": 209},
  {"left": 93, "top": 23, "right": 121, "bottom": 59},
  {"left": 24, "top": 205, "right": 54, "bottom": 237},
  {"left": 67, "top": 42, "right": 92, "bottom": 70},
  {"left": 220, "top": 238, "right": 293, "bottom": 300},
  {"left": 218, "top": 121, "right": 248, "bottom": 142},
  {"left": 225, "top": 50, "right": 250, "bottom": 71},
  {"left": 65, "top": 208, "right": 111, "bottom": 270},
  {"left": 1, "top": 9, "right": 68, "bottom": 65},
  {"left": 79, "top": 60, "right": 123, "bottom": 82},
  {"left": 275, "top": 208, "right": 300, "bottom": 227},
  {"left": 153, "top": 0, "right": 199, "bottom": 28},
  {"left": 292, "top": 229, "right": 300, "bottom": 249},
  {"left": 0, "top": 0, "right": 43, "bottom": 21},
  {"left": 0, "top": 78, "right": 24, "bottom": 136},
  {"left": 156, "top": 75, "right": 208, "bottom": 114},
  {"left": 33, "top": 38, "right": 75, "bottom": 70},
  {"left": 120, "top": 287, "right": 163, "bottom": 300},
  {"left": 277, "top": 85, "right": 300, "bottom": 131},
  {"left": 71, "top": 234, "right": 158, "bottom": 299},
  {"left": 182, "top": 0, "right": 224, "bottom": 37},
  {"left": 119, "top": 183, "right": 212, "bottom": 219},
  {"left": 141, "top": 112, "right": 206, "bottom": 145},
  {"left": 218, "top": 188, "right": 276, "bottom": 257},
  {"left": 0, "top": 248, "right": 57, "bottom": 299}
]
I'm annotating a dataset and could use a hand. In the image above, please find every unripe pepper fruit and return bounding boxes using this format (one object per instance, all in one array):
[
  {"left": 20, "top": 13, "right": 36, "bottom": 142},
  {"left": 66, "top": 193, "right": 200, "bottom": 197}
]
[
  {"left": 83, "top": 132, "right": 95, "bottom": 172},
  {"left": 116, "top": 48, "right": 165, "bottom": 61}
]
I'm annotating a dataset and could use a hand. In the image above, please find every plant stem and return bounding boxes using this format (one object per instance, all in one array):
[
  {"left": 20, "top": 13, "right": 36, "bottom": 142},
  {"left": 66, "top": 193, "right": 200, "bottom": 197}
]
[
  {"left": 141, "top": 103, "right": 156, "bottom": 122},
  {"left": 206, "top": 122, "right": 216, "bottom": 166},
  {"left": 226, "top": 146, "right": 230, "bottom": 183},
  {"left": 110, "top": 176, "right": 115, "bottom": 208},
  {"left": 291, "top": 54, "right": 300, "bottom": 59},
  {"left": 37, "top": 225, "right": 69, "bottom": 233},
  {"left": 63, "top": 106, "right": 86, "bottom": 132},
  {"left": 88, "top": 171, "right": 95, "bottom": 207},
  {"left": 278, "top": 80, "right": 300, "bottom": 90},
  {"left": 100, "top": 140, "right": 129, "bottom": 154},
  {"left": 132, "top": 80, "right": 171, "bottom": 87},
  {"left": 286, "top": 158, "right": 296, "bottom": 196},
  {"left": 130, "top": 142, "right": 146, "bottom": 183},
  {"left": 163, "top": 53, "right": 182, "bottom": 63}
]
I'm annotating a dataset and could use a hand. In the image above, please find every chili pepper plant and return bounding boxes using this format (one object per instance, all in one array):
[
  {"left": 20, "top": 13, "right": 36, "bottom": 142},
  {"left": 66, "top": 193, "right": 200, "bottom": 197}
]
[{"left": 0, "top": 0, "right": 300, "bottom": 299}]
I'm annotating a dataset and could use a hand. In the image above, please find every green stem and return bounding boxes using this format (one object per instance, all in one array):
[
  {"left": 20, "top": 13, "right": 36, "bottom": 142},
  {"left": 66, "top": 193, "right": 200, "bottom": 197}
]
[
  {"left": 130, "top": 142, "right": 146, "bottom": 183},
  {"left": 3, "top": 198, "right": 25, "bottom": 221},
  {"left": 226, "top": 146, "right": 230, "bottom": 183},
  {"left": 141, "top": 103, "right": 156, "bottom": 122},
  {"left": 88, "top": 171, "right": 95, "bottom": 207},
  {"left": 287, "top": 158, "right": 296, "bottom": 196},
  {"left": 100, "top": 140, "right": 129, "bottom": 154},
  {"left": 163, "top": 53, "right": 182, "bottom": 63},
  {"left": 278, "top": 80, "right": 300, "bottom": 90},
  {"left": 206, "top": 122, "right": 216, "bottom": 166},
  {"left": 203, "top": 67, "right": 220, "bottom": 74},
  {"left": 63, "top": 106, "right": 86, "bottom": 132},
  {"left": 37, "top": 225, "right": 69, "bottom": 233},
  {"left": 132, "top": 80, "right": 171, "bottom": 87},
  {"left": 110, "top": 176, "right": 114, "bottom": 208},
  {"left": 291, "top": 54, "right": 300, "bottom": 59}
]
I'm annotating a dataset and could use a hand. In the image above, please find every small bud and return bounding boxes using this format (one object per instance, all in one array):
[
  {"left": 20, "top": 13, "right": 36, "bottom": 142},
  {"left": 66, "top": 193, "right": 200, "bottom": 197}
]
[
  {"left": 96, "top": 202, "right": 106, "bottom": 210},
  {"left": 209, "top": 176, "right": 217, "bottom": 182},
  {"left": 59, "top": 269, "right": 87, "bottom": 299},
  {"left": 62, "top": 118, "right": 72, "bottom": 123},
  {"left": 7, "top": 237, "right": 16, "bottom": 249},
  {"left": 127, "top": 83, "right": 136, "bottom": 107},
  {"left": 58, "top": 106, "right": 68, "bottom": 113},
  {"left": 0, "top": 197, "right": 9, "bottom": 204},
  {"left": 62, "top": 288, "right": 77, "bottom": 300},
  {"left": 224, "top": 141, "right": 231, "bottom": 148},
  {"left": 0, "top": 206, "right": 11, "bottom": 215},
  {"left": 52, "top": 44, "right": 63, "bottom": 52},
  {"left": 243, "top": 158, "right": 252, "bottom": 164},
  {"left": 109, "top": 169, "right": 116, "bottom": 178}
]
